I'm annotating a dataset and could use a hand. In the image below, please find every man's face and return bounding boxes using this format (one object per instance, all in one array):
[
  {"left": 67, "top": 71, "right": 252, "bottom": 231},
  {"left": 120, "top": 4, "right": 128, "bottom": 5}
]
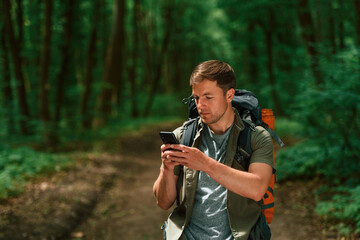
[{"left": 192, "top": 79, "right": 232, "bottom": 126}]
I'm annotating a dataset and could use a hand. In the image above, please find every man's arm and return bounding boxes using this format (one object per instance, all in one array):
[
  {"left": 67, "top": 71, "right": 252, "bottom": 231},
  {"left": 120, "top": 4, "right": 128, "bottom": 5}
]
[
  {"left": 164, "top": 144, "right": 272, "bottom": 202},
  {"left": 205, "top": 160, "right": 272, "bottom": 201},
  {"left": 153, "top": 144, "right": 179, "bottom": 210}
]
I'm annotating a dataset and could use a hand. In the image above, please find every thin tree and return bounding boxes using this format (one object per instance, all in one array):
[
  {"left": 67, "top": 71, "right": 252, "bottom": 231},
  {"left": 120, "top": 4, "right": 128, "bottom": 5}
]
[
  {"left": 128, "top": 0, "right": 140, "bottom": 118},
  {"left": 338, "top": 0, "right": 345, "bottom": 50},
  {"left": 3, "top": 0, "right": 30, "bottom": 135},
  {"left": 297, "top": 0, "right": 323, "bottom": 86},
  {"left": 0, "top": 25, "right": 15, "bottom": 135},
  {"left": 143, "top": 1, "right": 174, "bottom": 116},
  {"left": 39, "top": 0, "right": 53, "bottom": 143},
  {"left": 326, "top": 1, "right": 337, "bottom": 54},
  {"left": 264, "top": 8, "right": 282, "bottom": 115},
  {"left": 246, "top": 22, "right": 259, "bottom": 87},
  {"left": 355, "top": 0, "right": 360, "bottom": 46},
  {"left": 81, "top": 0, "right": 100, "bottom": 129},
  {"left": 96, "top": 0, "right": 126, "bottom": 126},
  {"left": 54, "top": 0, "right": 75, "bottom": 124}
]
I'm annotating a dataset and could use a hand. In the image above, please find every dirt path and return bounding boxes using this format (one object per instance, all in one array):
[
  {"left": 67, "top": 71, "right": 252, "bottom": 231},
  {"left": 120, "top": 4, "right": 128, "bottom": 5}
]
[{"left": 0, "top": 123, "right": 333, "bottom": 240}]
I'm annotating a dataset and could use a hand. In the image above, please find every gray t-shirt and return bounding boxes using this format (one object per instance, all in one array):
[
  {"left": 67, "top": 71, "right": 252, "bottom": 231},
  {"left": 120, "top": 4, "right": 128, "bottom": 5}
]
[{"left": 184, "top": 124, "right": 234, "bottom": 240}]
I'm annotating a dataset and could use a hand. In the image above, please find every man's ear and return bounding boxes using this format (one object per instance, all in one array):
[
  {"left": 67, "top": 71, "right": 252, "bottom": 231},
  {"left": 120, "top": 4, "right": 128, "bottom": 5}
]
[{"left": 226, "top": 88, "right": 235, "bottom": 103}]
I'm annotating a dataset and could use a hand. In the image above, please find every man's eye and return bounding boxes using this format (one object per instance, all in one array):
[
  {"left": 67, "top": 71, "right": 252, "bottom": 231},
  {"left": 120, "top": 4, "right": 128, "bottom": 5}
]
[{"left": 206, "top": 97, "right": 213, "bottom": 100}]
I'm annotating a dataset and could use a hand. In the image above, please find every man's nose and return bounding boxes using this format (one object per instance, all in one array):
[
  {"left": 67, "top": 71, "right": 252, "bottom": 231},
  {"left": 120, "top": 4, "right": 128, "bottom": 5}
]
[{"left": 196, "top": 99, "right": 206, "bottom": 109}]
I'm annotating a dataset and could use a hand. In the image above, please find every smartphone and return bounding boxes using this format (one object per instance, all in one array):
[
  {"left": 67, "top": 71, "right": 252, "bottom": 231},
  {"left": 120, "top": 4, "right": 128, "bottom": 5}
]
[{"left": 159, "top": 131, "right": 179, "bottom": 144}]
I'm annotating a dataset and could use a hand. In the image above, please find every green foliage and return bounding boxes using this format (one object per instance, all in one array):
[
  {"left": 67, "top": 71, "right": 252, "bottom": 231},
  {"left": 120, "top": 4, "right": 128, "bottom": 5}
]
[
  {"left": 276, "top": 141, "right": 323, "bottom": 181},
  {"left": 0, "top": 146, "right": 70, "bottom": 199},
  {"left": 277, "top": 48, "right": 360, "bottom": 179},
  {"left": 291, "top": 48, "right": 360, "bottom": 179},
  {"left": 274, "top": 117, "right": 304, "bottom": 138},
  {"left": 315, "top": 185, "right": 360, "bottom": 235},
  {"left": 276, "top": 48, "right": 360, "bottom": 235},
  {"left": 150, "top": 94, "right": 187, "bottom": 118}
]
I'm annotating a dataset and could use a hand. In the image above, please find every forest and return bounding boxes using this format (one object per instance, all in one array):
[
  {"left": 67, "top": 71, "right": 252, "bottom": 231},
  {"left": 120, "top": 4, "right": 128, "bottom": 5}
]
[{"left": 0, "top": 0, "right": 360, "bottom": 238}]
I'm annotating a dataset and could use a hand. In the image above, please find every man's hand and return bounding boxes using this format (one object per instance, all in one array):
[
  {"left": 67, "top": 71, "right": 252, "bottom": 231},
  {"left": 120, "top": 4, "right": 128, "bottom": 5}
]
[
  {"left": 160, "top": 144, "right": 182, "bottom": 171},
  {"left": 162, "top": 144, "right": 272, "bottom": 202},
  {"left": 153, "top": 144, "right": 182, "bottom": 210},
  {"left": 162, "top": 144, "right": 214, "bottom": 172}
]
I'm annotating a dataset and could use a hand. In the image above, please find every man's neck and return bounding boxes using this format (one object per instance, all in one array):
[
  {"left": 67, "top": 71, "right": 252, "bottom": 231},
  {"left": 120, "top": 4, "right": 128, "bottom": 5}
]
[{"left": 208, "top": 107, "right": 235, "bottom": 135}]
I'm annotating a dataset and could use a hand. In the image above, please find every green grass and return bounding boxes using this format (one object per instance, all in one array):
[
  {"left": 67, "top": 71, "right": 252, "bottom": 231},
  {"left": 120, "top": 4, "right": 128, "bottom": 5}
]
[{"left": 0, "top": 146, "right": 70, "bottom": 199}]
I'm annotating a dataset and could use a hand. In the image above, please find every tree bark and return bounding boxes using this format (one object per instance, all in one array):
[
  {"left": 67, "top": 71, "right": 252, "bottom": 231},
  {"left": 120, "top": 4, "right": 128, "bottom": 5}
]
[
  {"left": 3, "top": 0, "right": 30, "bottom": 135},
  {"left": 128, "top": 0, "right": 140, "bottom": 118},
  {"left": 138, "top": 4, "right": 153, "bottom": 88},
  {"left": 338, "top": 0, "right": 345, "bottom": 50},
  {"left": 0, "top": 25, "right": 15, "bottom": 135},
  {"left": 112, "top": 0, "right": 126, "bottom": 108},
  {"left": 39, "top": 0, "right": 54, "bottom": 144},
  {"left": 297, "top": 0, "right": 323, "bottom": 86},
  {"left": 39, "top": 0, "right": 52, "bottom": 124},
  {"left": 265, "top": 8, "right": 282, "bottom": 115},
  {"left": 15, "top": 0, "right": 24, "bottom": 51},
  {"left": 143, "top": 2, "right": 173, "bottom": 116},
  {"left": 327, "top": 1, "right": 337, "bottom": 54},
  {"left": 246, "top": 22, "right": 259, "bottom": 86},
  {"left": 54, "top": 0, "right": 75, "bottom": 123},
  {"left": 355, "top": 0, "right": 360, "bottom": 45},
  {"left": 81, "top": 0, "right": 100, "bottom": 129},
  {"left": 96, "top": 0, "right": 126, "bottom": 126}
]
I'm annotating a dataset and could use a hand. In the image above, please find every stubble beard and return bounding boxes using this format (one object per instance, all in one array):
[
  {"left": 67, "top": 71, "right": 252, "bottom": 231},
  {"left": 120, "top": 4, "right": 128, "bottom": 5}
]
[{"left": 201, "top": 104, "right": 228, "bottom": 126}]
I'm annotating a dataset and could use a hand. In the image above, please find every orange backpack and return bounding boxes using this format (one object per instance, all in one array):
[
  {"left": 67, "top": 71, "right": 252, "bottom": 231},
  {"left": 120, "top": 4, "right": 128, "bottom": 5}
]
[
  {"left": 260, "top": 109, "right": 276, "bottom": 224},
  {"left": 234, "top": 108, "right": 277, "bottom": 224}
]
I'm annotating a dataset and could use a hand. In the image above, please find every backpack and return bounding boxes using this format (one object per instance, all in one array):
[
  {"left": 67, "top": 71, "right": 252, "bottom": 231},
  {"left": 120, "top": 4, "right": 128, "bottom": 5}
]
[{"left": 179, "top": 89, "right": 284, "bottom": 224}]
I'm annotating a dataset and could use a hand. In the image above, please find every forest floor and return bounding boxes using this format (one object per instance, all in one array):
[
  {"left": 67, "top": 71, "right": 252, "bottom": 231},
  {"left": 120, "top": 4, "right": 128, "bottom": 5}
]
[{"left": 0, "top": 122, "right": 346, "bottom": 240}]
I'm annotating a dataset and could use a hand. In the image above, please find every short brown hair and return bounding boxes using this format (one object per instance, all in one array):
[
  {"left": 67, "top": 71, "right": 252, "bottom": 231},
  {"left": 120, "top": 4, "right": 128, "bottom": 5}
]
[{"left": 189, "top": 60, "right": 236, "bottom": 93}]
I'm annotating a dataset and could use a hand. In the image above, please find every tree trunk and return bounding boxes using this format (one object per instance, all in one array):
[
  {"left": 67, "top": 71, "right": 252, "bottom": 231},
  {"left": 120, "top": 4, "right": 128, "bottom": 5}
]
[
  {"left": 138, "top": 9, "right": 152, "bottom": 89},
  {"left": 15, "top": 0, "right": 24, "bottom": 50},
  {"left": 0, "top": 25, "right": 15, "bottom": 135},
  {"left": 143, "top": 2, "right": 173, "bottom": 117},
  {"left": 355, "top": 0, "right": 360, "bottom": 45},
  {"left": 128, "top": 0, "right": 140, "bottom": 118},
  {"left": 246, "top": 22, "right": 259, "bottom": 86},
  {"left": 39, "top": 0, "right": 54, "bottom": 144},
  {"left": 265, "top": 8, "right": 282, "bottom": 115},
  {"left": 297, "top": 0, "right": 323, "bottom": 86},
  {"left": 3, "top": 0, "right": 30, "bottom": 135},
  {"left": 112, "top": 0, "right": 126, "bottom": 109},
  {"left": 338, "top": 0, "right": 345, "bottom": 50},
  {"left": 54, "top": 0, "right": 75, "bottom": 124},
  {"left": 95, "top": 0, "right": 126, "bottom": 126},
  {"left": 81, "top": 0, "right": 100, "bottom": 129},
  {"left": 39, "top": 0, "right": 52, "bottom": 123},
  {"left": 327, "top": 1, "right": 337, "bottom": 54},
  {"left": 314, "top": 0, "right": 323, "bottom": 43}
]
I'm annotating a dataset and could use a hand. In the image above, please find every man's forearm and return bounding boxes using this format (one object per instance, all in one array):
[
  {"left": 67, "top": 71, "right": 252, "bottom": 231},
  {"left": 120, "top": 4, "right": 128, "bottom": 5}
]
[
  {"left": 205, "top": 161, "right": 272, "bottom": 201},
  {"left": 153, "top": 164, "right": 178, "bottom": 210}
]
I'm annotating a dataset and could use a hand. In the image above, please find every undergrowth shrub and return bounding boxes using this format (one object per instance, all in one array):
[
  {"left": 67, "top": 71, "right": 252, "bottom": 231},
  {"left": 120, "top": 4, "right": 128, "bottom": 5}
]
[
  {"left": 0, "top": 146, "right": 70, "bottom": 199},
  {"left": 276, "top": 48, "right": 360, "bottom": 236},
  {"left": 315, "top": 185, "right": 360, "bottom": 235}
]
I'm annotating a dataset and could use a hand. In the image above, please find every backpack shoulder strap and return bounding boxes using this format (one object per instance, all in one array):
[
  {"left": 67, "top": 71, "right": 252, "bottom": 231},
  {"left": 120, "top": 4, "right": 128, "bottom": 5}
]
[
  {"left": 235, "top": 121, "right": 254, "bottom": 170},
  {"left": 261, "top": 122, "right": 285, "bottom": 147},
  {"left": 176, "top": 117, "right": 198, "bottom": 205},
  {"left": 180, "top": 118, "right": 198, "bottom": 146}
]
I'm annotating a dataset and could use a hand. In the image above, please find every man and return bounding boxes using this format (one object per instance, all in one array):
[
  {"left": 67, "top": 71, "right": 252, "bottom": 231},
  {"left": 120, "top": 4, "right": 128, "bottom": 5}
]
[{"left": 153, "top": 60, "right": 274, "bottom": 240}]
